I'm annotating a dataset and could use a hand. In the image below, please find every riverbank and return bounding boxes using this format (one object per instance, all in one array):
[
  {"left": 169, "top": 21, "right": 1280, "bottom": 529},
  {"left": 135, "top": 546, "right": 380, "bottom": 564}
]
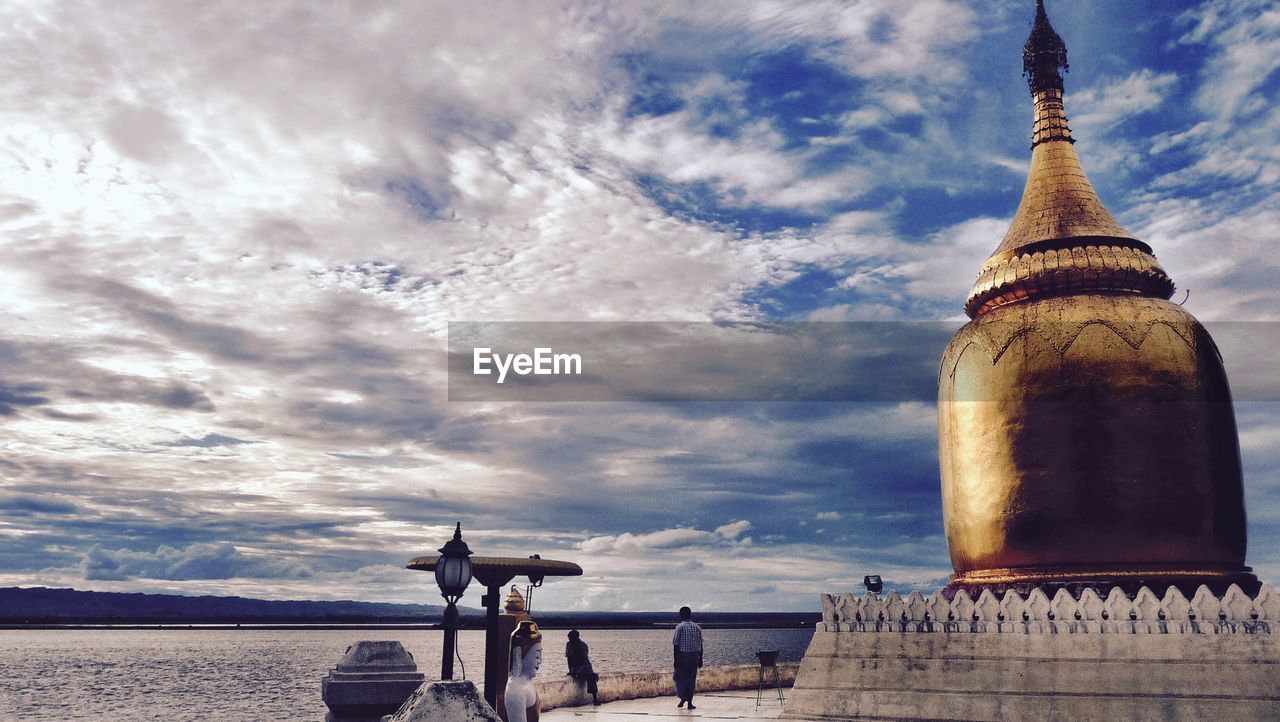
[
  {"left": 537, "top": 663, "right": 799, "bottom": 711},
  {"left": 541, "top": 689, "right": 794, "bottom": 720}
]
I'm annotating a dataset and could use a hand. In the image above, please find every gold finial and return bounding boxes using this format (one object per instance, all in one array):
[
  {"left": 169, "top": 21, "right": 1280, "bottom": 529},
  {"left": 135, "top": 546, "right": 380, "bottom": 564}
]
[
  {"left": 504, "top": 585, "right": 526, "bottom": 612},
  {"left": 1023, "top": 0, "right": 1069, "bottom": 95}
]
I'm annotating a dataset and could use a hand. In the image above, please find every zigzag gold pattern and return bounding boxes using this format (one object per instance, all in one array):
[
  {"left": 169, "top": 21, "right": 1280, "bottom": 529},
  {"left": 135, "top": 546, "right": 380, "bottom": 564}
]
[{"left": 941, "top": 296, "right": 1201, "bottom": 382}]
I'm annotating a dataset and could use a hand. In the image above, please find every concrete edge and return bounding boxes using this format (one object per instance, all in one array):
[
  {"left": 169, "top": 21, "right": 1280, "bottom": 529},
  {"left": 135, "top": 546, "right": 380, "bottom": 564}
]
[{"left": 536, "top": 663, "right": 798, "bottom": 712}]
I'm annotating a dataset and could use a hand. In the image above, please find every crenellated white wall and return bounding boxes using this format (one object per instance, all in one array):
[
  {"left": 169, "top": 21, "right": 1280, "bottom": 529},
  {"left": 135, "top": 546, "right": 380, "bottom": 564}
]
[{"left": 817, "top": 583, "right": 1277, "bottom": 635}]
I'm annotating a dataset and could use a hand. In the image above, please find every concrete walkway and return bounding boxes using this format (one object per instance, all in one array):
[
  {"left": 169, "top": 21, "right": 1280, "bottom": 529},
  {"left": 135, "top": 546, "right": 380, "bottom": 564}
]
[{"left": 541, "top": 689, "right": 790, "bottom": 720}]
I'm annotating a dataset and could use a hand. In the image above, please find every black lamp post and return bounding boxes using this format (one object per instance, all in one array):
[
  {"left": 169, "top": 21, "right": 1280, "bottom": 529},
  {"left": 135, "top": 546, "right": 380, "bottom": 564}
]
[{"left": 434, "top": 522, "right": 473, "bottom": 680}]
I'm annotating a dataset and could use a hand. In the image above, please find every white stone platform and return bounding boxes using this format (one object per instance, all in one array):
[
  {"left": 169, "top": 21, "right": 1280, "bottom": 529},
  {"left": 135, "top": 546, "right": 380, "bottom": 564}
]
[
  {"left": 542, "top": 689, "right": 795, "bottom": 720},
  {"left": 785, "top": 585, "right": 1280, "bottom": 721}
]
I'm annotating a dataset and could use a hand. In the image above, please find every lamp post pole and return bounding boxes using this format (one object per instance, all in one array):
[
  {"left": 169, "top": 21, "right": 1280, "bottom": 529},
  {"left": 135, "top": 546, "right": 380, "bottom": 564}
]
[{"left": 442, "top": 599, "right": 460, "bottom": 680}]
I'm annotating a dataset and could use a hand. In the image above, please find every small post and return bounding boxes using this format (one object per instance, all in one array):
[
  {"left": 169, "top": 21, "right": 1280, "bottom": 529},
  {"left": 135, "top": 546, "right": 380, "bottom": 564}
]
[{"left": 483, "top": 584, "right": 502, "bottom": 708}]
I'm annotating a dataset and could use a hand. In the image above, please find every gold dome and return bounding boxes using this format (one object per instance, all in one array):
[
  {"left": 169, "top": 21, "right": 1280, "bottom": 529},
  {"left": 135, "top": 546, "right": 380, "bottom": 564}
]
[
  {"left": 938, "top": 0, "right": 1256, "bottom": 595},
  {"left": 505, "top": 585, "right": 527, "bottom": 613}
]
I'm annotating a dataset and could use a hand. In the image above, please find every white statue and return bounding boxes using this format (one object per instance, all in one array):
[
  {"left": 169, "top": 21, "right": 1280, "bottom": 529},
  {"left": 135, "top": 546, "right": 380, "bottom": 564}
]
[{"left": 504, "top": 620, "right": 542, "bottom": 722}]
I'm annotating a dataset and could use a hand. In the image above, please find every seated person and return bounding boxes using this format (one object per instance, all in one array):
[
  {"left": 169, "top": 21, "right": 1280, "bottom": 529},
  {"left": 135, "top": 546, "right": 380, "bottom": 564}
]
[{"left": 565, "top": 629, "right": 600, "bottom": 705}]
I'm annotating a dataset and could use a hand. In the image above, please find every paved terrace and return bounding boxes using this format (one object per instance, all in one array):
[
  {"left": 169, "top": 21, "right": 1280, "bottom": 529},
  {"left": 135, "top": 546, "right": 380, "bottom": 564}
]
[{"left": 541, "top": 689, "right": 796, "bottom": 720}]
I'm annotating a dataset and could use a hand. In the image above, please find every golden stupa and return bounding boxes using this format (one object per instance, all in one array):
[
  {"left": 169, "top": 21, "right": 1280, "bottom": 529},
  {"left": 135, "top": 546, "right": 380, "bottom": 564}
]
[{"left": 938, "top": 0, "right": 1257, "bottom": 595}]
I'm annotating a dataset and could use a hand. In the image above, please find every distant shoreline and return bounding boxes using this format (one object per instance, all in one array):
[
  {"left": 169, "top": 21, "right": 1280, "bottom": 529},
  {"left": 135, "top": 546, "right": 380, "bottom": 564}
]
[{"left": 0, "top": 587, "right": 819, "bottom": 631}]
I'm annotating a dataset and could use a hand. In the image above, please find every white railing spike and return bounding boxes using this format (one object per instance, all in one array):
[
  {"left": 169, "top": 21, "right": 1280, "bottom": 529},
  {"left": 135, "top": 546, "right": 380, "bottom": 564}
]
[
  {"left": 905, "top": 590, "right": 927, "bottom": 622},
  {"left": 1221, "top": 584, "right": 1252, "bottom": 622},
  {"left": 1190, "top": 585, "right": 1221, "bottom": 623},
  {"left": 1025, "top": 588, "right": 1052, "bottom": 621},
  {"left": 1254, "top": 584, "right": 1280, "bottom": 621}
]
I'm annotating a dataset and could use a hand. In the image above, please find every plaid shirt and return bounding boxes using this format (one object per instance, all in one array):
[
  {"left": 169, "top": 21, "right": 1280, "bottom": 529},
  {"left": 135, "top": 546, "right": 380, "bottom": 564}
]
[{"left": 672, "top": 620, "right": 703, "bottom": 652}]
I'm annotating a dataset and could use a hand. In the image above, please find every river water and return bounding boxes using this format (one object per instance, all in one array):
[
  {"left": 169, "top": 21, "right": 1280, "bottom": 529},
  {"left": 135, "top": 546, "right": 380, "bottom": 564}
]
[{"left": 0, "top": 627, "right": 813, "bottom": 720}]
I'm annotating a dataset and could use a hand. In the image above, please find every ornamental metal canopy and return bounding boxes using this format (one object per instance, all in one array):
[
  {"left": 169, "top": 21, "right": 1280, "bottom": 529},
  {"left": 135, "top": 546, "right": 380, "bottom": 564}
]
[{"left": 407, "top": 555, "right": 582, "bottom": 587}]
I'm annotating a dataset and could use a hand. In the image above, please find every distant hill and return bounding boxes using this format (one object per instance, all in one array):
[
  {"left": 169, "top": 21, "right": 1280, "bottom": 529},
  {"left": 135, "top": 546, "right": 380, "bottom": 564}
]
[
  {"left": 0, "top": 586, "right": 819, "bottom": 628},
  {"left": 0, "top": 586, "right": 449, "bottom": 624}
]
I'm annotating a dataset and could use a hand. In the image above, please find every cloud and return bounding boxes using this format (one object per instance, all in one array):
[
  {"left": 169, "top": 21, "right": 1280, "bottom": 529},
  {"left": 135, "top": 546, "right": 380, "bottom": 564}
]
[
  {"left": 79, "top": 543, "right": 312, "bottom": 581},
  {"left": 1178, "top": 0, "right": 1280, "bottom": 124},
  {"left": 0, "top": 337, "right": 216, "bottom": 415},
  {"left": 1134, "top": 0, "right": 1280, "bottom": 204},
  {"left": 162, "top": 433, "right": 255, "bottom": 448},
  {"left": 1071, "top": 70, "right": 1180, "bottom": 137},
  {"left": 577, "top": 528, "right": 721, "bottom": 554},
  {"left": 816, "top": 511, "right": 841, "bottom": 521},
  {"left": 715, "top": 520, "right": 752, "bottom": 540},
  {"left": 0, "top": 382, "right": 49, "bottom": 416},
  {"left": 576, "top": 520, "right": 759, "bottom": 555},
  {"left": 0, "top": 493, "right": 78, "bottom": 516}
]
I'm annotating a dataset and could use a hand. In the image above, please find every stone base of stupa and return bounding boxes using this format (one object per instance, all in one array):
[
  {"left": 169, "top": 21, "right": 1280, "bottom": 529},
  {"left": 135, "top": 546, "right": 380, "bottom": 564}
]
[{"left": 783, "top": 585, "right": 1280, "bottom": 721}]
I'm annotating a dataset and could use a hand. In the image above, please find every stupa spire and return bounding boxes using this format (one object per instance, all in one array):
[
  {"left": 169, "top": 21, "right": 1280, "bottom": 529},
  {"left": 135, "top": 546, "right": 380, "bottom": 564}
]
[{"left": 963, "top": 0, "right": 1173, "bottom": 319}]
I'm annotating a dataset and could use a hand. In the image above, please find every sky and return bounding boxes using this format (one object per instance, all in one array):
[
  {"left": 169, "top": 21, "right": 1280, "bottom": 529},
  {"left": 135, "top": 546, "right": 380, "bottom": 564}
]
[{"left": 0, "top": 0, "right": 1277, "bottom": 612}]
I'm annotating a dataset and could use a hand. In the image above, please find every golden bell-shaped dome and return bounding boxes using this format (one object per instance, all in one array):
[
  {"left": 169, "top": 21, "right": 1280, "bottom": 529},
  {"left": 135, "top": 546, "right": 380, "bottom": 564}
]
[
  {"left": 938, "top": 0, "right": 1256, "bottom": 595},
  {"left": 504, "top": 585, "right": 527, "bottom": 613}
]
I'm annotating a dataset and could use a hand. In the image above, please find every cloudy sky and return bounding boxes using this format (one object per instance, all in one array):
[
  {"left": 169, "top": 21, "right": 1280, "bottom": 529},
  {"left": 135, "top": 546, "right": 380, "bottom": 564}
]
[{"left": 1, "top": 0, "right": 1277, "bottom": 612}]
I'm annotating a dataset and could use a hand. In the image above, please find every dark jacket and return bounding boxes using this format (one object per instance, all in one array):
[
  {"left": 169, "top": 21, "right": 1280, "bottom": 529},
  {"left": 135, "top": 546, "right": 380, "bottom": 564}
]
[{"left": 566, "top": 639, "right": 592, "bottom": 674}]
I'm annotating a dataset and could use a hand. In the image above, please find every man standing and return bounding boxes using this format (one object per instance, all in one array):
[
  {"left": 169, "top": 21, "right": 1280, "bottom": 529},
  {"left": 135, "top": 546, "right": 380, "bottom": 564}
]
[{"left": 672, "top": 605, "right": 704, "bottom": 710}]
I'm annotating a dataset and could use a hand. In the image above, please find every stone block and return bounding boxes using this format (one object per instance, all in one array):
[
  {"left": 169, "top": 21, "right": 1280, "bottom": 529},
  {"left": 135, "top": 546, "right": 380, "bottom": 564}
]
[
  {"left": 322, "top": 640, "right": 426, "bottom": 722},
  {"left": 383, "top": 680, "right": 500, "bottom": 722}
]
